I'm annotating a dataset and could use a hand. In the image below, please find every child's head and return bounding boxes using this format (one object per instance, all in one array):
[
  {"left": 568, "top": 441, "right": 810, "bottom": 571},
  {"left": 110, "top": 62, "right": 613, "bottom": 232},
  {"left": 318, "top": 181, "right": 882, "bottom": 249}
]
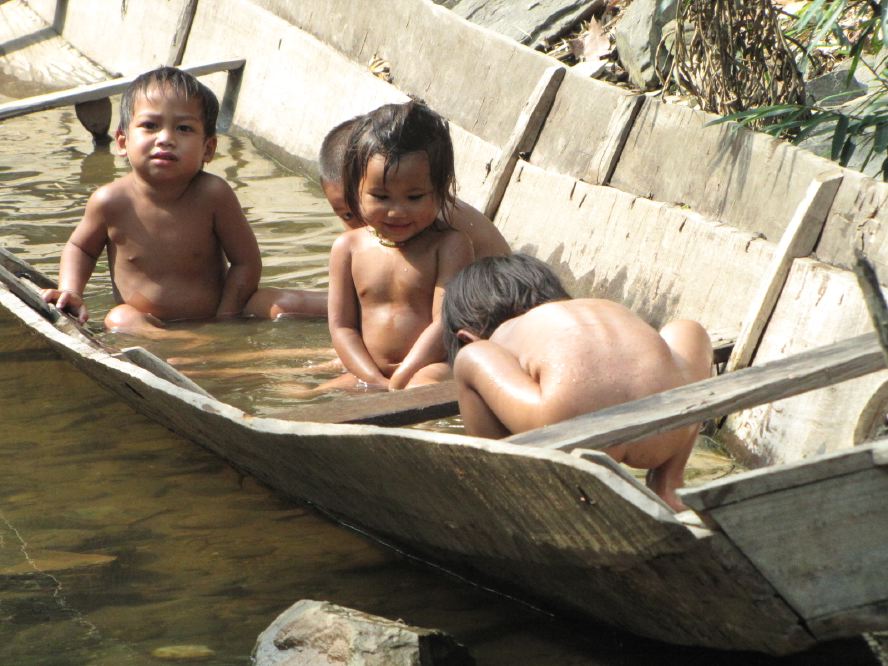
[
  {"left": 118, "top": 66, "right": 219, "bottom": 138},
  {"left": 343, "top": 100, "right": 456, "bottom": 229},
  {"left": 319, "top": 116, "right": 362, "bottom": 228},
  {"left": 442, "top": 253, "right": 570, "bottom": 364}
]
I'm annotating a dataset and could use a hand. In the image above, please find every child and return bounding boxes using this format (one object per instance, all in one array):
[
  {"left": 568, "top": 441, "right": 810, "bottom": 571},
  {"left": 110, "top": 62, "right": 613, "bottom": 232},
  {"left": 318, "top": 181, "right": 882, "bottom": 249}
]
[
  {"left": 325, "top": 100, "right": 475, "bottom": 391},
  {"left": 319, "top": 113, "right": 511, "bottom": 258},
  {"left": 442, "top": 254, "right": 713, "bottom": 511},
  {"left": 40, "top": 66, "right": 323, "bottom": 335}
]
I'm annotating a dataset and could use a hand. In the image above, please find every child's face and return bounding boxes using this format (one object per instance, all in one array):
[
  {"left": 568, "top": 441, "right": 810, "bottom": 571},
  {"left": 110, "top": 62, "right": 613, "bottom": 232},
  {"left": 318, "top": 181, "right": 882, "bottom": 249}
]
[
  {"left": 359, "top": 151, "right": 439, "bottom": 246},
  {"left": 116, "top": 84, "right": 216, "bottom": 184},
  {"left": 321, "top": 179, "right": 361, "bottom": 229}
]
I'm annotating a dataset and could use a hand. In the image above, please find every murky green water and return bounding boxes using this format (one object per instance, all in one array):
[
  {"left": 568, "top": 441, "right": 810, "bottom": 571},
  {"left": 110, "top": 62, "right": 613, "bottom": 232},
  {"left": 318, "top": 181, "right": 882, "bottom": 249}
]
[{"left": 0, "top": 104, "right": 880, "bottom": 665}]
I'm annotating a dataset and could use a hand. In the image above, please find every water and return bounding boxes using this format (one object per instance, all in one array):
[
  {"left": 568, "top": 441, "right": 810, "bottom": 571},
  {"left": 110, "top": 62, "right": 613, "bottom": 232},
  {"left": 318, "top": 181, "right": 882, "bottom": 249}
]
[{"left": 0, "top": 104, "right": 881, "bottom": 664}]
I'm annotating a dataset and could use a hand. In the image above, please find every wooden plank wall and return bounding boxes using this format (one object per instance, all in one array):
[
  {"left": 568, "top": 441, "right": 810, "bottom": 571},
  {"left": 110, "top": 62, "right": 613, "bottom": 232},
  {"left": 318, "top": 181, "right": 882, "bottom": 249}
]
[{"left": 25, "top": 0, "right": 192, "bottom": 75}]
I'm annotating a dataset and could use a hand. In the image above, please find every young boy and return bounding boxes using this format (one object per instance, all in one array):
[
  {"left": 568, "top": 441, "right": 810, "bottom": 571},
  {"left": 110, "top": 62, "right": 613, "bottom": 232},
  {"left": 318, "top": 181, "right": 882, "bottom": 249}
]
[
  {"left": 442, "top": 254, "right": 713, "bottom": 511},
  {"left": 319, "top": 114, "right": 511, "bottom": 258},
  {"left": 325, "top": 101, "right": 474, "bottom": 391},
  {"left": 40, "top": 66, "right": 323, "bottom": 334}
]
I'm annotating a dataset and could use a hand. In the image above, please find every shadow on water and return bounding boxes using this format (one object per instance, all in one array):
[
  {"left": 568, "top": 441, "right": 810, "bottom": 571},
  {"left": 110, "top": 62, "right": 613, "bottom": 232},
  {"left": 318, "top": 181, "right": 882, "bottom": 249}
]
[{"left": 0, "top": 103, "right": 883, "bottom": 664}]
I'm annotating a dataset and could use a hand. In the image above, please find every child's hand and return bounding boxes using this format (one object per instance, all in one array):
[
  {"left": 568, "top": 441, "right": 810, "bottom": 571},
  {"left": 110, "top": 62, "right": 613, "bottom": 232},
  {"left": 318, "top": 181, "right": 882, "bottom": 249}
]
[{"left": 40, "top": 288, "right": 89, "bottom": 324}]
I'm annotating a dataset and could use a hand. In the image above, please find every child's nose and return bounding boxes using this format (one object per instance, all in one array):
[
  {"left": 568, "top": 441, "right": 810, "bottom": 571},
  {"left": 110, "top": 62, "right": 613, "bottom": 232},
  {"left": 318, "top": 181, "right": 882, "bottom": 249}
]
[{"left": 156, "top": 127, "right": 175, "bottom": 144}]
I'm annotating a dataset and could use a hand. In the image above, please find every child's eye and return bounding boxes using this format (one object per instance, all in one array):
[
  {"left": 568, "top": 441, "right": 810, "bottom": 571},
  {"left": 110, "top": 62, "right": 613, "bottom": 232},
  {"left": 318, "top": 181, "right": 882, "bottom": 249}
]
[
  {"left": 369, "top": 193, "right": 388, "bottom": 200},
  {"left": 408, "top": 193, "right": 427, "bottom": 201},
  {"left": 178, "top": 125, "right": 195, "bottom": 133},
  {"left": 139, "top": 122, "right": 157, "bottom": 130}
]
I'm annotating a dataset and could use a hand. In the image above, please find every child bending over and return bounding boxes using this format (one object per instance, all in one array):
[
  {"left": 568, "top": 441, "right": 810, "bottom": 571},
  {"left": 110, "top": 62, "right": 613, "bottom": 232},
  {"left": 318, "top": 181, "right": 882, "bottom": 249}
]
[
  {"left": 324, "top": 100, "right": 474, "bottom": 391},
  {"left": 442, "top": 254, "right": 713, "bottom": 511},
  {"left": 41, "top": 66, "right": 323, "bottom": 335},
  {"left": 319, "top": 114, "right": 510, "bottom": 258}
]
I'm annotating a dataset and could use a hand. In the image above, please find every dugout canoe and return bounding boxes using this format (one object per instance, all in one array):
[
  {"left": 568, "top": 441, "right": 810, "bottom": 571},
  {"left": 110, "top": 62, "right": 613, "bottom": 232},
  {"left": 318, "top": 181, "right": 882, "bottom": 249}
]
[{"left": 2, "top": 0, "right": 888, "bottom": 655}]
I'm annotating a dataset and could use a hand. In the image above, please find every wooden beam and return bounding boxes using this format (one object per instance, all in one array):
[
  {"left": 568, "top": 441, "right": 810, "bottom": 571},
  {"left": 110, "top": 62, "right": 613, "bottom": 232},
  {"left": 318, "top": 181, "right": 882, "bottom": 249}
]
[
  {"left": 481, "top": 65, "right": 565, "bottom": 220},
  {"left": 726, "top": 172, "right": 843, "bottom": 372},
  {"left": 506, "top": 331, "right": 886, "bottom": 452},
  {"left": 166, "top": 0, "right": 200, "bottom": 67},
  {"left": 120, "top": 346, "right": 213, "bottom": 398},
  {"left": 853, "top": 248, "right": 888, "bottom": 366},
  {"left": 0, "top": 59, "right": 246, "bottom": 122},
  {"left": 281, "top": 381, "right": 459, "bottom": 426}
]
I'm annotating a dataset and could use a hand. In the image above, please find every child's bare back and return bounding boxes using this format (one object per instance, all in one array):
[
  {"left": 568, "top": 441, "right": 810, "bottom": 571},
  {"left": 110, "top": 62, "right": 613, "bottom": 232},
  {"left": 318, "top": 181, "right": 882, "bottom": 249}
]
[{"left": 443, "top": 254, "right": 713, "bottom": 511}]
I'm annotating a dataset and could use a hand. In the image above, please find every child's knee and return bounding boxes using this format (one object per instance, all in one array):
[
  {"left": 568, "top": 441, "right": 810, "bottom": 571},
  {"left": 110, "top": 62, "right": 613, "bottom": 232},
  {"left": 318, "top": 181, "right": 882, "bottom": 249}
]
[{"left": 104, "top": 304, "right": 161, "bottom": 333}]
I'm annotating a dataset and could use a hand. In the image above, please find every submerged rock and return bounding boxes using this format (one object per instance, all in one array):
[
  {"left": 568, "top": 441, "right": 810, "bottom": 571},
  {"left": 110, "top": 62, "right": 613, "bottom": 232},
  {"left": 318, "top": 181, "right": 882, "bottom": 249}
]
[
  {"left": 254, "top": 599, "right": 475, "bottom": 666},
  {"left": 151, "top": 644, "right": 216, "bottom": 661}
]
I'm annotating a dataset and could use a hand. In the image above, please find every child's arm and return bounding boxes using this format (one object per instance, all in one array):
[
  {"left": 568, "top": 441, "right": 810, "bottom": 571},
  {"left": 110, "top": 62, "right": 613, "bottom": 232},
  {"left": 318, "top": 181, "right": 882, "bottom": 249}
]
[
  {"left": 210, "top": 178, "right": 262, "bottom": 318},
  {"left": 327, "top": 234, "right": 390, "bottom": 387},
  {"left": 389, "top": 231, "right": 474, "bottom": 390},
  {"left": 453, "top": 339, "right": 543, "bottom": 437},
  {"left": 40, "top": 187, "right": 111, "bottom": 323}
]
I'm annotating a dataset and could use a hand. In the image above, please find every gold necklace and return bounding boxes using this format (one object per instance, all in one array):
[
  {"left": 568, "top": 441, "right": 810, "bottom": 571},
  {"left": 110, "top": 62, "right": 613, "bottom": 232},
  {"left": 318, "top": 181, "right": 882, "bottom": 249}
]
[{"left": 367, "top": 226, "right": 406, "bottom": 248}]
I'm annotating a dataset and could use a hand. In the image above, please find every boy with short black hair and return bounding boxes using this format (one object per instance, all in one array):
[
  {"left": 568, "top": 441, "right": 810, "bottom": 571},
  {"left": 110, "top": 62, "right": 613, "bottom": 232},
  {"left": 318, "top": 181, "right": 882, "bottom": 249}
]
[{"left": 41, "top": 66, "right": 324, "bottom": 332}]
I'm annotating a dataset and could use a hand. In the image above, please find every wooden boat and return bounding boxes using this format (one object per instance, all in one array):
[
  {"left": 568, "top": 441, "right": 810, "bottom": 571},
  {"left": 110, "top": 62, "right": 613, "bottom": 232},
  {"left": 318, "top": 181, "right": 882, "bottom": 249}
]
[{"left": 1, "top": 0, "right": 887, "bottom": 655}]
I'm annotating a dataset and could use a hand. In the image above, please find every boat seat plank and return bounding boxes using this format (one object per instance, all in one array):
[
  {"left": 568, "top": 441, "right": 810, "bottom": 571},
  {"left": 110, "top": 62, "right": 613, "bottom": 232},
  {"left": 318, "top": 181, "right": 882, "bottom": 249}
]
[
  {"left": 282, "top": 381, "right": 459, "bottom": 426},
  {"left": 506, "top": 332, "right": 886, "bottom": 452},
  {"left": 0, "top": 58, "right": 245, "bottom": 121}
]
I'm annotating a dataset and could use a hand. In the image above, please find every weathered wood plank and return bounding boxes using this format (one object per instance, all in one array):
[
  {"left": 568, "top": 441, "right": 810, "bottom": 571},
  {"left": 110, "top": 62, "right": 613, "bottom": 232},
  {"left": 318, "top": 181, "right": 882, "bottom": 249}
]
[
  {"left": 0, "top": 263, "right": 57, "bottom": 323},
  {"left": 0, "top": 246, "right": 56, "bottom": 289},
  {"left": 166, "top": 0, "right": 200, "bottom": 67},
  {"left": 690, "top": 454, "right": 888, "bottom": 628},
  {"left": 853, "top": 248, "right": 888, "bottom": 366},
  {"left": 507, "top": 332, "right": 886, "bottom": 452},
  {"left": 121, "top": 346, "right": 212, "bottom": 398},
  {"left": 481, "top": 65, "right": 565, "bottom": 220},
  {"left": 284, "top": 381, "right": 459, "bottom": 426},
  {"left": 727, "top": 173, "right": 843, "bottom": 372},
  {"left": 722, "top": 258, "right": 888, "bottom": 465},
  {"left": 680, "top": 440, "right": 888, "bottom": 510},
  {"left": 0, "top": 59, "right": 245, "bottom": 121}
]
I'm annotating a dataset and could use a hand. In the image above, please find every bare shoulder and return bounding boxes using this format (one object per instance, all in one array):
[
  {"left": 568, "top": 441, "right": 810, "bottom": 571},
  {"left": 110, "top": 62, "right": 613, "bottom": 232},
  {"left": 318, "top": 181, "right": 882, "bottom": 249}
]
[
  {"left": 331, "top": 227, "right": 364, "bottom": 255},
  {"left": 449, "top": 199, "right": 510, "bottom": 258},
  {"left": 89, "top": 176, "right": 130, "bottom": 211},
  {"left": 191, "top": 171, "right": 234, "bottom": 198}
]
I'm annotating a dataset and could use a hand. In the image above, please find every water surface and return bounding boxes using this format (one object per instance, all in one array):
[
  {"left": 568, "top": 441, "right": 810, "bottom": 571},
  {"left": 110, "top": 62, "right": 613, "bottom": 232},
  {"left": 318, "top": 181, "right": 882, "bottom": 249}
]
[{"left": 0, "top": 102, "right": 881, "bottom": 665}]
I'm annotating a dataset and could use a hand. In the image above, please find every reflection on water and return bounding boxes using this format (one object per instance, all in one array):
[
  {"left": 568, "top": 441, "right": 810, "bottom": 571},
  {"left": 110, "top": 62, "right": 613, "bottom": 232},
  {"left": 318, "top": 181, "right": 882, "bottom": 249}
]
[{"left": 0, "top": 104, "right": 881, "bottom": 665}]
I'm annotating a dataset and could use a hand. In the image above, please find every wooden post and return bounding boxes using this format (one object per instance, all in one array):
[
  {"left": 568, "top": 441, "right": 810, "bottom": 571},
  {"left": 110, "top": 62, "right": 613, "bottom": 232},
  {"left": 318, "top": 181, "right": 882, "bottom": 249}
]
[
  {"left": 167, "top": 0, "right": 200, "bottom": 67},
  {"left": 74, "top": 97, "right": 112, "bottom": 144},
  {"left": 726, "top": 172, "right": 843, "bottom": 372},
  {"left": 853, "top": 248, "right": 888, "bottom": 367},
  {"left": 481, "top": 65, "right": 565, "bottom": 221}
]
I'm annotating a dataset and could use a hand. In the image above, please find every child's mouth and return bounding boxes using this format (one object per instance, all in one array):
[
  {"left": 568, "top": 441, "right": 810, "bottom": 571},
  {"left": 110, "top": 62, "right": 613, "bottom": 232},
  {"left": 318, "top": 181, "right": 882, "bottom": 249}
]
[{"left": 151, "top": 152, "right": 177, "bottom": 161}]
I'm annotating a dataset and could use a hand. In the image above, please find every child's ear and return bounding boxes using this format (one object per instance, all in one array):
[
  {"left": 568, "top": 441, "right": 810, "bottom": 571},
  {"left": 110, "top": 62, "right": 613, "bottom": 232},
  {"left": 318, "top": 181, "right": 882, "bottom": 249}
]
[
  {"left": 202, "top": 135, "right": 218, "bottom": 163},
  {"left": 114, "top": 129, "right": 127, "bottom": 157},
  {"left": 456, "top": 329, "right": 482, "bottom": 345}
]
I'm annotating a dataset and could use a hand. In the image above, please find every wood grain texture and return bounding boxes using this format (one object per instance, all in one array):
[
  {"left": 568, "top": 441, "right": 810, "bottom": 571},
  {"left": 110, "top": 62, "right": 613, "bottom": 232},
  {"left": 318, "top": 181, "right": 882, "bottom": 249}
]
[
  {"left": 494, "top": 161, "right": 776, "bottom": 331},
  {"left": 727, "top": 173, "right": 843, "bottom": 372}
]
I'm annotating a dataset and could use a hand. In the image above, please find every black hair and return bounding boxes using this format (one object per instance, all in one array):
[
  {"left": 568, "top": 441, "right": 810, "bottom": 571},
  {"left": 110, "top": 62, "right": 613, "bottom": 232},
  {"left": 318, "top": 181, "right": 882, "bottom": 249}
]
[
  {"left": 319, "top": 116, "right": 361, "bottom": 184},
  {"left": 117, "top": 66, "right": 219, "bottom": 137},
  {"left": 342, "top": 100, "right": 456, "bottom": 226},
  {"left": 442, "top": 254, "right": 570, "bottom": 365}
]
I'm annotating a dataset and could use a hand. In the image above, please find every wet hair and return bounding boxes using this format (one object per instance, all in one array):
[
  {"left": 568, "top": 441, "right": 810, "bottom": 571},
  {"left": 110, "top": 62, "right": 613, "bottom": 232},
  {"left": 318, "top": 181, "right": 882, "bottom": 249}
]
[
  {"left": 442, "top": 254, "right": 570, "bottom": 364},
  {"left": 319, "top": 116, "right": 361, "bottom": 184},
  {"left": 117, "top": 66, "right": 219, "bottom": 137},
  {"left": 343, "top": 100, "right": 456, "bottom": 226}
]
